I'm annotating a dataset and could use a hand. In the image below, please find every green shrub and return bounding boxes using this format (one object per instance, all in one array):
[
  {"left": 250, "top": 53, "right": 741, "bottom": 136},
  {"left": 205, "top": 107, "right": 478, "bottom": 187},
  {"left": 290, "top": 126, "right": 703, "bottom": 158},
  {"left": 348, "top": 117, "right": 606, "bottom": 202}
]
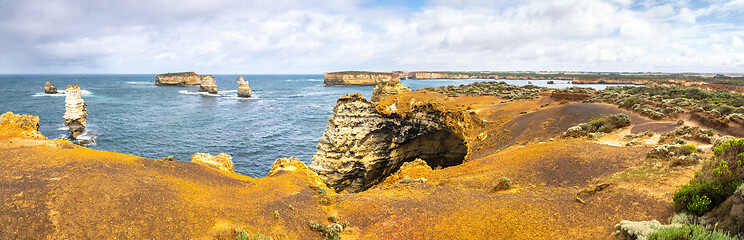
[
  {"left": 686, "top": 195, "right": 711, "bottom": 215},
  {"left": 236, "top": 228, "right": 250, "bottom": 240},
  {"left": 674, "top": 138, "right": 744, "bottom": 215},
  {"left": 492, "top": 177, "right": 512, "bottom": 192},
  {"left": 648, "top": 224, "right": 736, "bottom": 240}
]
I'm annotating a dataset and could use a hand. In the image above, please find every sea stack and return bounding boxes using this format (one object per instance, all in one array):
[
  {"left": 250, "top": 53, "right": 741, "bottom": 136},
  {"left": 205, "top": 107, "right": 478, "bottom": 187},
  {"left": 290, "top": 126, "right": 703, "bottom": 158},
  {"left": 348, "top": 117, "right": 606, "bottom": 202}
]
[
  {"left": 198, "top": 75, "right": 218, "bottom": 94},
  {"left": 370, "top": 80, "right": 411, "bottom": 102},
  {"left": 155, "top": 72, "right": 201, "bottom": 86},
  {"left": 237, "top": 76, "right": 252, "bottom": 97},
  {"left": 63, "top": 85, "right": 87, "bottom": 139},
  {"left": 44, "top": 82, "right": 58, "bottom": 94}
]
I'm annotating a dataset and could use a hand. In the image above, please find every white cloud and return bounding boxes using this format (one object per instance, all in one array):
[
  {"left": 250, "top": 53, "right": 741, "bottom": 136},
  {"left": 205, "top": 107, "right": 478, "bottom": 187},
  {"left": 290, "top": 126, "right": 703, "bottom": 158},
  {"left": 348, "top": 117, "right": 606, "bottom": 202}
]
[
  {"left": 733, "top": 36, "right": 744, "bottom": 48},
  {"left": 0, "top": 0, "right": 743, "bottom": 73}
]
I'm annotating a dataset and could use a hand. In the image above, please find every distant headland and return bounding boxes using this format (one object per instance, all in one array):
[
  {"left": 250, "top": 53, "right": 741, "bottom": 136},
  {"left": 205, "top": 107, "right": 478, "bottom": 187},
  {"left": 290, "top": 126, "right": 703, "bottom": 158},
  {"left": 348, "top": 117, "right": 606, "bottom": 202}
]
[{"left": 324, "top": 70, "right": 744, "bottom": 92}]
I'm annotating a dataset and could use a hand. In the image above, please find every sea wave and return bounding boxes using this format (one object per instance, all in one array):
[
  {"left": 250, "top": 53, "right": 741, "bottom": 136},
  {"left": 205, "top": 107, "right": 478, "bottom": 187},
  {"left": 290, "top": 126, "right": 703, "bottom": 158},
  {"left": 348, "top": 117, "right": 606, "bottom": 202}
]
[
  {"left": 178, "top": 90, "right": 222, "bottom": 97},
  {"left": 32, "top": 89, "right": 93, "bottom": 97},
  {"left": 75, "top": 129, "right": 97, "bottom": 146},
  {"left": 126, "top": 81, "right": 151, "bottom": 85}
]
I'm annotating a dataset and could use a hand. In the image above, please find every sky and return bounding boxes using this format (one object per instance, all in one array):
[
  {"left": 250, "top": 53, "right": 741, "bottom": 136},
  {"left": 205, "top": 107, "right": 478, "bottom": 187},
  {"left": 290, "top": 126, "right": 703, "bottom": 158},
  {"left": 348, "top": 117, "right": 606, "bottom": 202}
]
[{"left": 0, "top": 0, "right": 742, "bottom": 74}]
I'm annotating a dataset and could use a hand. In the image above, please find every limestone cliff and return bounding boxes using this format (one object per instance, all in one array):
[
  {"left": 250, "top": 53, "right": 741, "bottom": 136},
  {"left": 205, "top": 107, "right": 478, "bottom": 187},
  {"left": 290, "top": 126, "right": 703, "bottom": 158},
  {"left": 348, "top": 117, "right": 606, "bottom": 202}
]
[
  {"left": 323, "top": 71, "right": 397, "bottom": 86},
  {"left": 155, "top": 72, "right": 201, "bottom": 86},
  {"left": 237, "top": 76, "right": 252, "bottom": 98},
  {"left": 309, "top": 93, "right": 471, "bottom": 192},
  {"left": 63, "top": 85, "right": 87, "bottom": 139},
  {"left": 408, "top": 72, "right": 473, "bottom": 79},
  {"left": 191, "top": 152, "right": 234, "bottom": 172},
  {"left": 198, "top": 75, "right": 218, "bottom": 94},
  {"left": 370, "top": 80, "right": 410, "bottom": 102},
  {"left": 44, "top": 82, "right": 58, "bottom": 94},
  {"left": 0, "top": 112, "right": 46, "bottom": 140}
]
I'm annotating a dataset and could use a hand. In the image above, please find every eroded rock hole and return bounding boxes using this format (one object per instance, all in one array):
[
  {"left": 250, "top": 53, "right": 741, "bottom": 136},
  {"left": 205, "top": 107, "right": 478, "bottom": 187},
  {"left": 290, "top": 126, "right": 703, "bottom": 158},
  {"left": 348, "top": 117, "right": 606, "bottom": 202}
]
[{"left": 393, "top": 130, "right": 467, "bottom": 168}]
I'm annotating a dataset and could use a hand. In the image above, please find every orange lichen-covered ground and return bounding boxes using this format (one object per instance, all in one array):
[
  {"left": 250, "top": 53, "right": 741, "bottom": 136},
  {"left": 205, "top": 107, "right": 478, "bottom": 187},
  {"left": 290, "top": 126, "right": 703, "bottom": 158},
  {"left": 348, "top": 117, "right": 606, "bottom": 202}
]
[{"left": 0, "top": 88, "right": 702, "bottom": 239}]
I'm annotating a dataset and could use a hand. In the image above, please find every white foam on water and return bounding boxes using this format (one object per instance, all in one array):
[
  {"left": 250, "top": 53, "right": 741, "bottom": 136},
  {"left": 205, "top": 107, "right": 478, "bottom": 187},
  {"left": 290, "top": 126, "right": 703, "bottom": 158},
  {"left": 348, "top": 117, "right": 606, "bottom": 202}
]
[
  {"left": 75, "top": 129, "right": 97, "bottom": 146},
  {"left": 32, "top": 89, "right": 93, "bottom": 97},
  {"left": 126, "top": 81, "right": 151, "bottom": 85},
  {"left": 220, "top": 90, "right": 238, "bottom": 94},
  {"left": 179, "top": 90, "right": 223, "bottom": 97}
]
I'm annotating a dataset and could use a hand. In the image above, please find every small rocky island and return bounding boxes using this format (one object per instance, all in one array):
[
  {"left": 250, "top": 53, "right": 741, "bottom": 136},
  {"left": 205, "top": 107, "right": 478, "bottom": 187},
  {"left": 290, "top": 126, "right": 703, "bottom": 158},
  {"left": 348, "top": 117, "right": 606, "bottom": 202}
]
[
  {"left": 63, "top": 85, "right": 87, "bottom": 139},
  {"left": 323, "top": 71, "right": 401, "bottom": 86},
  {"left": 155, "top": 72, "right": 201, "bottom": 86},
  {"left": 44, "top": 82, "right": 57, "bottom": 94},
  {"left": 237, "top": 76, "right": 252, "bottom": 97},
  {"left": 198, "top": 75, "right": 218, "bottom": 94}
]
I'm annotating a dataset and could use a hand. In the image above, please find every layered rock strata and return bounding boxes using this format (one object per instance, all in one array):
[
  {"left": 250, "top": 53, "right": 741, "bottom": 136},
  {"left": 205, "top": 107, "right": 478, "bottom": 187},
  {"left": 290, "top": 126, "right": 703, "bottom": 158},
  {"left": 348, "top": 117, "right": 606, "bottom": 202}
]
[
  {"left": 191, "top": 152, "right": 234, "bottom": 172},
  {"left": 63, "top": 85, "right": 87, "bottom": 139},
  {"left": 323, "top": 71, "right": 398, "bottom": 86},
  {"left": 370, "top": 80, "right": 410, "bottom": 102},
  {"left": 198, "top": 75, "right": 218, "bottom": 94},
  {"left": 44, "top": 82, "right": 58, "bottom": 94},
  {"left": 237, "top": 76, "right": 252, "bottom": 97},
  {"left": 155, "top": 72, "right": 201, "bottom": 86},
  {"left": 309, "top": 93, "right": 468, "bottom": 193}
]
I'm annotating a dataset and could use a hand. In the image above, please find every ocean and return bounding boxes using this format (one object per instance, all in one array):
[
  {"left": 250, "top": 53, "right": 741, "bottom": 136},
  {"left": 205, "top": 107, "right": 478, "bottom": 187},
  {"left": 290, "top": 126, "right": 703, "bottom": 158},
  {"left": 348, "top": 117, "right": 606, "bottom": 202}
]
[{"left": 0, "top": 74, "right": 627, "bottom": 177}]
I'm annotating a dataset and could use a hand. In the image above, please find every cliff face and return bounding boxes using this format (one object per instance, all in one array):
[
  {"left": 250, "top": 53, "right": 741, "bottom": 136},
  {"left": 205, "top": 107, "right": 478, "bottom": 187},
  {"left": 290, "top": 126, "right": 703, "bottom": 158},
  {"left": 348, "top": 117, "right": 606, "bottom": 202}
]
[
  {"left": 63, "top": 85, "right": 87, "bottom": 139},
  {"left": 44, "top": 82, "right": 57, "bottom": 94},
  {"left": 198, "top": 75, "right": 218, "bottom": 94},
  {"left": 370, "top": 80, "right": 410, "bottom": 102},
  {"left": 408, "top": 72, "right": 473, "bottom": 79},
  {"left": 155, "top": 72, "right": 201, "bottom": 86},
  {"left": 237, "top": 76, "right": 252, "bottom": 97},
  {"left": 323, "top": 72, "right": 397, "bottom": 86},
  {"left": 309, "top": 93, "right": 471, "bottom": 193}
]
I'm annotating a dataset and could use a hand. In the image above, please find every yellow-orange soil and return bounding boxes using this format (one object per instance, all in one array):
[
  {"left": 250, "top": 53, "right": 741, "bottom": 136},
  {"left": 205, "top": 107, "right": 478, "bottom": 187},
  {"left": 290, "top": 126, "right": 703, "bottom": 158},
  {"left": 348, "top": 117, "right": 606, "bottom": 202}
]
[{"left": 0, "top": 90, "right": 699, "bottom": 239}]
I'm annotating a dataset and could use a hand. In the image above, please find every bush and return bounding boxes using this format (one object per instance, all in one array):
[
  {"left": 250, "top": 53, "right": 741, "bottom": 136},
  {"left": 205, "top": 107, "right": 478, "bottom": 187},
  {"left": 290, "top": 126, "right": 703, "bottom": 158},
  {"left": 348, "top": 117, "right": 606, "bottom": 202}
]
[
  {"left": 492, "top": 177, "right": 512, "bottom": 191},
  {"left": 563, "top": 113, "right": 632, "bottom": 138},
  {"left": 673, "top": 138, "right": 744, "bottom": 215},
  {"left": 648, "top": 224, "right": 736, "bottom": 240}
]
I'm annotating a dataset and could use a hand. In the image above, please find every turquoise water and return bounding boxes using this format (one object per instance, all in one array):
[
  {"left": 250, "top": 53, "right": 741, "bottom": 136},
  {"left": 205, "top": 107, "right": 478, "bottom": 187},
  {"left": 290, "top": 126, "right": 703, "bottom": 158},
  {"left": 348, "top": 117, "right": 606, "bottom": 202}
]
[{"left": 0, "top": 74, "right": 627, "bottom": 177}]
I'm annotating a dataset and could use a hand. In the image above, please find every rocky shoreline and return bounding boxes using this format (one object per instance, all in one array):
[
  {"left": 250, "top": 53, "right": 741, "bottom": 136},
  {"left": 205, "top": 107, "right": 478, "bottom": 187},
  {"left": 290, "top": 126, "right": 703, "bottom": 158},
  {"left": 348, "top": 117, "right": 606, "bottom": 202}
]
[{"left": 3, "top": 80, "right": 744, "bottom": 239}]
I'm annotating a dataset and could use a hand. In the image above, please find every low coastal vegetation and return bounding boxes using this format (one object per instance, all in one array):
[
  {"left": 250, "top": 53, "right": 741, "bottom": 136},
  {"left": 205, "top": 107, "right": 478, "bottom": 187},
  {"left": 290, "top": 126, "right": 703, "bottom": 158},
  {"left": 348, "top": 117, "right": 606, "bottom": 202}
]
[
  {"left": 423, "top": 81, "right": 548, "bottom": 99},
  {"left": 674, "top": 138, "right": 744, "bottom": 215},
  {"left": 562, "top": 113, "right": 631, "bottom": 139}
]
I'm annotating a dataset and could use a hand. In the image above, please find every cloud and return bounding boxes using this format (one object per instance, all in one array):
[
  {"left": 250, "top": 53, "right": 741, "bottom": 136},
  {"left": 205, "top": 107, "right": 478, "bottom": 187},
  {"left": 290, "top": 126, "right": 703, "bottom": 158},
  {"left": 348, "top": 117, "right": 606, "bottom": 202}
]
[{"left": 0, "top": 0, "right": 742, "bottom": 73}]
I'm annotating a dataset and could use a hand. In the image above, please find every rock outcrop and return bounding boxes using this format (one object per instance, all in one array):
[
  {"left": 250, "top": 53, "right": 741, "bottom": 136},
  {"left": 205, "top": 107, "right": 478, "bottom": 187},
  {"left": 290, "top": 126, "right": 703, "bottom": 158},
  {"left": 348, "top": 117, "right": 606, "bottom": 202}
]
[
  {"left": 198, "top": 75, "right": 218, "bottom": 94},
  {"left": 237, "top": 76, "right": 252, "bottom": 98},
  {"left": 706, "top": 184, "right": 744, "bottom": 236},
  {"left": 0, "top": 112, "right": 46, "bottom": 140},
  {"left": 191, "top": 152, "right": 234, "bottom": 172},
  {"left": 309, "top": 93, "right": 468, "bottom": 193},
  {"left": 155, "top": 72, "right": 201, "bottom": 86},
  {"left": 323, "top": 71, "right": 398, "bottom": 86},
  {"left": 63, "top": 85, "right": 87, "bottom": 139},
  {"left": 370, "top": 80, "right": 411, "bottom": 102},
  {"left": 44, "top": 82, "right": 58, "bottom": 94}
]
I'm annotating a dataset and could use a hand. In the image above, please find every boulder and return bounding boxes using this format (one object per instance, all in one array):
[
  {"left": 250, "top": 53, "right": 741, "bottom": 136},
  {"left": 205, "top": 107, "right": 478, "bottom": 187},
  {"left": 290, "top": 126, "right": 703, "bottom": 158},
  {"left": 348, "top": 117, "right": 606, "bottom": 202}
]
[
  {"left": 370, "top": 80, "right": 410, "bottom": 102},
  {"left": 198, "top": 75, "right": 218, "bottom": 94},
  {"left": 155, "top": 72, "right": 201, "bottom": 86},
  {"left": 44, "top": 82, "right": 58, "bottom": 94},
  {"left": 63, "top": 85, "right": 87, "bottom": 139},
  {"left": 191, "top": 153, "right": 234, "bottom": 172},
  {"left": 237, "top": 76, "right": 252, "bottom": 98}
]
